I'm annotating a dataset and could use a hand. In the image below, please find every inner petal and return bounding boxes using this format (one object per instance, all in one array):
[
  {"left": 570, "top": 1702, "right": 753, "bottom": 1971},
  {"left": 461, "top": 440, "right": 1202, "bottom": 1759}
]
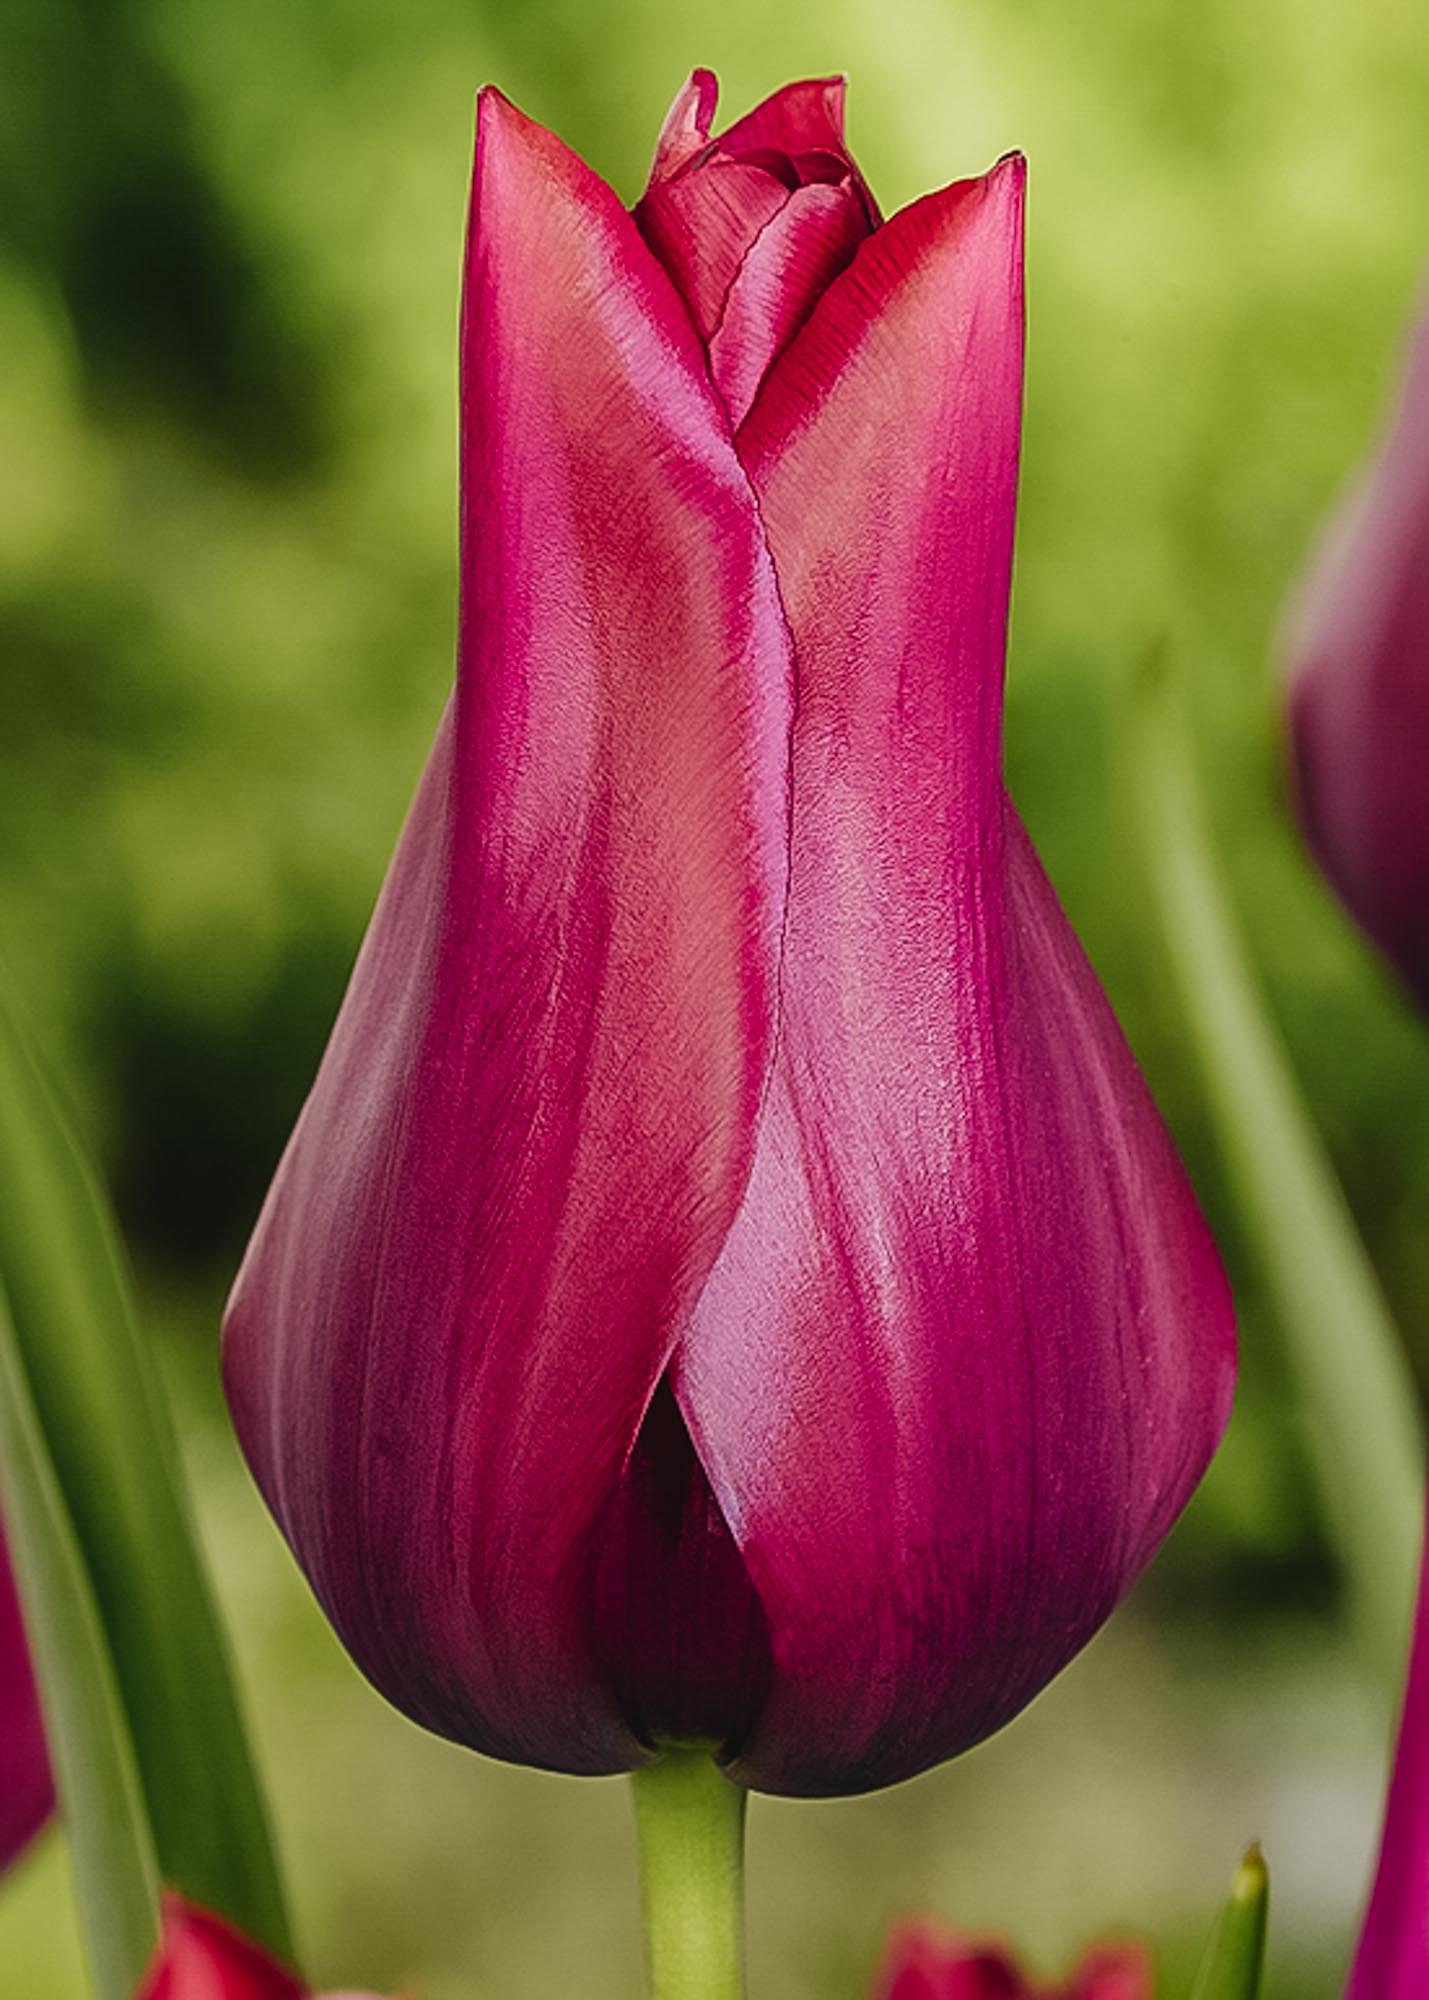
[
  {"left": 710, "top": 180, "right": 873, "bottom": 428},
  {"left": 635, "top": 75, "right": 881, "bottom": 423},
  {"left": 636, "top": 158, "right": 792, "bottom": 345},
  {"left": 589, "top": 1377, "right": 770, "bottom": 1751}
]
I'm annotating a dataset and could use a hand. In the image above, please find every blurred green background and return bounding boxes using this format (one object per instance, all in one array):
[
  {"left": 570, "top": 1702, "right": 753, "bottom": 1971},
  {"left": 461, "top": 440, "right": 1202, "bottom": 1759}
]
[{"left": 2, "top": 0, "right": 1428, "bottom": 1993}]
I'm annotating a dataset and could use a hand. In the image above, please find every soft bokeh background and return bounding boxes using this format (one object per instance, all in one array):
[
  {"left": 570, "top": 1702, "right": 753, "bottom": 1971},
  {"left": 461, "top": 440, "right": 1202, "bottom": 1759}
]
[{"left": 2, "top": 0, "right": 1427, "bottom": 1994}]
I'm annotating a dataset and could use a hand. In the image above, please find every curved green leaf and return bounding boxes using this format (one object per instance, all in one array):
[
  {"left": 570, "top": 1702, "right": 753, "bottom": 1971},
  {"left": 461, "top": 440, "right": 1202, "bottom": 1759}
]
[
  {"left": 0, "top": 973, "right": 293, "bottom": 1960},
  {"left": 0, "top": 1277, "right": 158, "bottom": 2000},
  {"left": 1123, "top": 654, "right": 1423, "bottom": 1683}
]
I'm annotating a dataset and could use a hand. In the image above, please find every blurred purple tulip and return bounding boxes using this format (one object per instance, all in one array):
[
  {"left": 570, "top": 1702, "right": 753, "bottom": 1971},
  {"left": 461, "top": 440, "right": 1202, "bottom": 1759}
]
[
  {"left": 223, "top": 72, "right": 1235, "bottom": 1796},
  {"left": 1286, "top": 297, "right": 1429, "bottom": 1005},
  {"left": 0, "top": 1522, "right": 51, "bottom": 1872}
]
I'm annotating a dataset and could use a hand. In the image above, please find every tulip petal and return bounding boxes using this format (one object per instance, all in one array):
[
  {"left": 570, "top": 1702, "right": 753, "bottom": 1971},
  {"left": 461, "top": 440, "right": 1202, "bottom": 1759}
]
[
  {"left": 1069, "top": 1946, "right": 1156, "bottom": 2000},
  {"left": 648, "top": 71, "right": 853, "bottom": 184},
  {"left": 871, "top": 1919, "right": 1154, "bottom": 2000},
  {"left": 137, "top": 1893, "right": 390, "bottom": 2000},
  {"left": 1345, "top": 1506, "right": 1429, "bottom": 2000},
  {"left": 872, "top": 1920, "right": 1026, "bottom": 1998},
  {"left": 637, "top": 74, "right": 877, "bottom": 425},
  {"left": 637, "top": 157, "right": 792, "bottom": 345},
  {"left": 713, "top": 75, "right": 853, "bottom": 164},
  {"left": 224, "top": 90, "right": 792, "bottom": 1774},
  {"left": 710, "top": 184, "right": 872, "bottom": 428},
  {"left": 1286, "top": 301, "right": 1429, "bottom": 1006},
  {"left": 139, "top": 1894, "right": 306, "bottom": 2000},
  {"left": 679, "top": 158, "right": 1234, "bottom": 1793},
  {"left": 647, "top": 69, "right": 721, "bottom": 182},
  {"left": 0, "top": 1522, "right": 52, "bottom": 1871}
]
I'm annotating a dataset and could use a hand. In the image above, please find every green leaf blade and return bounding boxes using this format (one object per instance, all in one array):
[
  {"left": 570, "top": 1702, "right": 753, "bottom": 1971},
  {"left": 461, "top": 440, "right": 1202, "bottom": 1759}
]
[
  {"left": 1189, "top": 1844, "right": 1269, "bottom": 2000},
  {"left": 0, "top": 1277, "right": 158, "bottom": 2000},
  {"left": 0, "top": 976, "right": 293, "bottom": 1961},
  {"left": 1123, "top": 656, "right": 1423, "bottom": 1684}
]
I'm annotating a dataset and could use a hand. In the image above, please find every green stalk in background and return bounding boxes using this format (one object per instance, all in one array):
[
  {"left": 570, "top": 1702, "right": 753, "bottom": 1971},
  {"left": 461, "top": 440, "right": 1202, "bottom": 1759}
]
[
  {"left": 1188, "top": 1845, "right": 1269, "bottom": 2000},
  {"left": 0, "top": 1279, "right": 158, "bottom": 2000},
  {"left": 631, "top": 1748, "right": 748, "bottom": 2000},
  {"left": 1124, "top": 654, "right": 1423, "bottom": 1685},
  {"left": 0, "top": 973, "right": 293, "bottom": 1962}
]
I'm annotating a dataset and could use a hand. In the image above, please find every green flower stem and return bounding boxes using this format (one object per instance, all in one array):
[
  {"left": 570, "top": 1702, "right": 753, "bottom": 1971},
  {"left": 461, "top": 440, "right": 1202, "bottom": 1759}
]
[
  {"left": 1124, "top": 657, "right": 1422, "bottom": 1685},
  {"left": 630, "top": 1748, "right": 748, "bottom": 2000},
  {"left": 0, "top": 1279, "right": 159, "bottom": 2000}
]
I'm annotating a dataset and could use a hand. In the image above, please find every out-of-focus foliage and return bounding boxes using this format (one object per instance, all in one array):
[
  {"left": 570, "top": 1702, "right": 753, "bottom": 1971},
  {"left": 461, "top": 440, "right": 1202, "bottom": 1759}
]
[{"left": 1, "top": 0, "right": 1427, "bottom": 1995}]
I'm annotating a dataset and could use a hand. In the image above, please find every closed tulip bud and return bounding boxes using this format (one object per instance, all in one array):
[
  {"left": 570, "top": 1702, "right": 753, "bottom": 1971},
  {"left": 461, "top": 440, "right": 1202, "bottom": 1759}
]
[
  {"left": 1285, "top": 298, "right": 1429, "bottom": 1005},
  {"left": 223, "top": 72, "right": 1234, "bottom": 1796},
  {"left": 0, "top": 1524, "right": 52, "bottom": 1871},
  {"left": 872, "top": 1918, "right": 1152, "bottom": 2000},
  {"left": 136, "top": 1895, "right": 389, "bottom": 2000}
]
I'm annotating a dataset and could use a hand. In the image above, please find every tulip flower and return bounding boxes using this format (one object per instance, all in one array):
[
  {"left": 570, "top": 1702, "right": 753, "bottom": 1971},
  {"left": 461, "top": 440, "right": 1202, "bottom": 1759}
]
[
  {"left": 0, "top": 1522, "right": 52, "bottom": 1871},
  {"left": 872, "top": 1919, "right": 1151, "bottom": 2000},
  {"left": 1344, "top": 1500, "right": 1429, "bottom": 1999},
  {"left": 223, "top": 70, "right": 1235, "bottom": 1799},
  {"left": 136, "top": 1894, "right": 387, "bottom": 2000},
  {"left": 1285, "top": 296, "right": 1429, "bottom": 1006}
]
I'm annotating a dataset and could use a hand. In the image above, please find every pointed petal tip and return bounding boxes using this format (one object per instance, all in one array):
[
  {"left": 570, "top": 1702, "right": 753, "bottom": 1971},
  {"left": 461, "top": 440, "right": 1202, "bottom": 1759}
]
[
  {"left": 473, "top": 83, "right": 534, "bottom": 164},
  {"left": 650, "top": 70, "right": 720, "bottom": 179},
  {"left": 978, "top": 150, "right": 1026, "bottom": 211},
  {"left": 474, "top": 81, "right": 516, "bottom": 123},
  {"left": 469, "top": 84, "right": 600, "bottom": 222},
  {"left": 810, "top": 74, "right": 850, "bottom": 145},
  {"left": 956, "top": 147, "right": 1026, "bottom": 252},
  {"left": 473, "top": 84, "right": 580, "bottom": 165},
  {"left": 714, "top": 73, "right": 855, "bottom": 161}
]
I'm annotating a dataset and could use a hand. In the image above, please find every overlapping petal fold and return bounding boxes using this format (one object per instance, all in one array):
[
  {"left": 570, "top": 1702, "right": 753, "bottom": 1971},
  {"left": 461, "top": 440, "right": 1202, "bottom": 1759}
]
[
  {"left": 674, "top": 158, "right": 1235, "bottom": 1793},
  {"left": 223, "top": 88, "right": 793, "bottom": 1774},
  {"left": 0, "top": 1523, "right": 52, "bottom": 1871},
  {"left": 638, "top": 73, "right": 878, "bottom": 425}
]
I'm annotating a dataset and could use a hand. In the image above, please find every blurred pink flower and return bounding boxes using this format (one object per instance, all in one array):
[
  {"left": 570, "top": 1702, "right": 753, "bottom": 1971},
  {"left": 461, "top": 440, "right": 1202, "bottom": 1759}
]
[
  {"left": 136, "top": 1895, "right": 390, "bottom": 2000},
  {"left": 872, "top": 1918, "right": 1152, "bottom": 1999},
  {"left": 0, "top": 1522, "right": 52, "bottom": 1872},
  {"left": 223, "top": 71, "right": 1234, "bottom": 1797},
  {"left": 1285, "top": 296, "right": 1429, "bottom": 1005}
]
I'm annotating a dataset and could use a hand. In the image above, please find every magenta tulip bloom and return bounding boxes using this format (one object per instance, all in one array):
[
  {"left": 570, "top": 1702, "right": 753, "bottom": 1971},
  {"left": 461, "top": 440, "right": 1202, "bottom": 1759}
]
[
  {"left": 137, "top": 1895, "right": 389, "bottom": 2000},
  {"left": 0, "top": 1523, "right": 52, "bottom": 1871},
  {"left": 1285, "top": 297, "right": 1429, "bottom": 1006},
  {"left": 1345, "top": 1503, "right": 1429, "bottom": 1999},
  {"left": 223, "top": 72, "right": 1235, "bottom": 1795},
  {"left": 872, "top": 1920, "right": 1152, "bottom": 2000}
]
